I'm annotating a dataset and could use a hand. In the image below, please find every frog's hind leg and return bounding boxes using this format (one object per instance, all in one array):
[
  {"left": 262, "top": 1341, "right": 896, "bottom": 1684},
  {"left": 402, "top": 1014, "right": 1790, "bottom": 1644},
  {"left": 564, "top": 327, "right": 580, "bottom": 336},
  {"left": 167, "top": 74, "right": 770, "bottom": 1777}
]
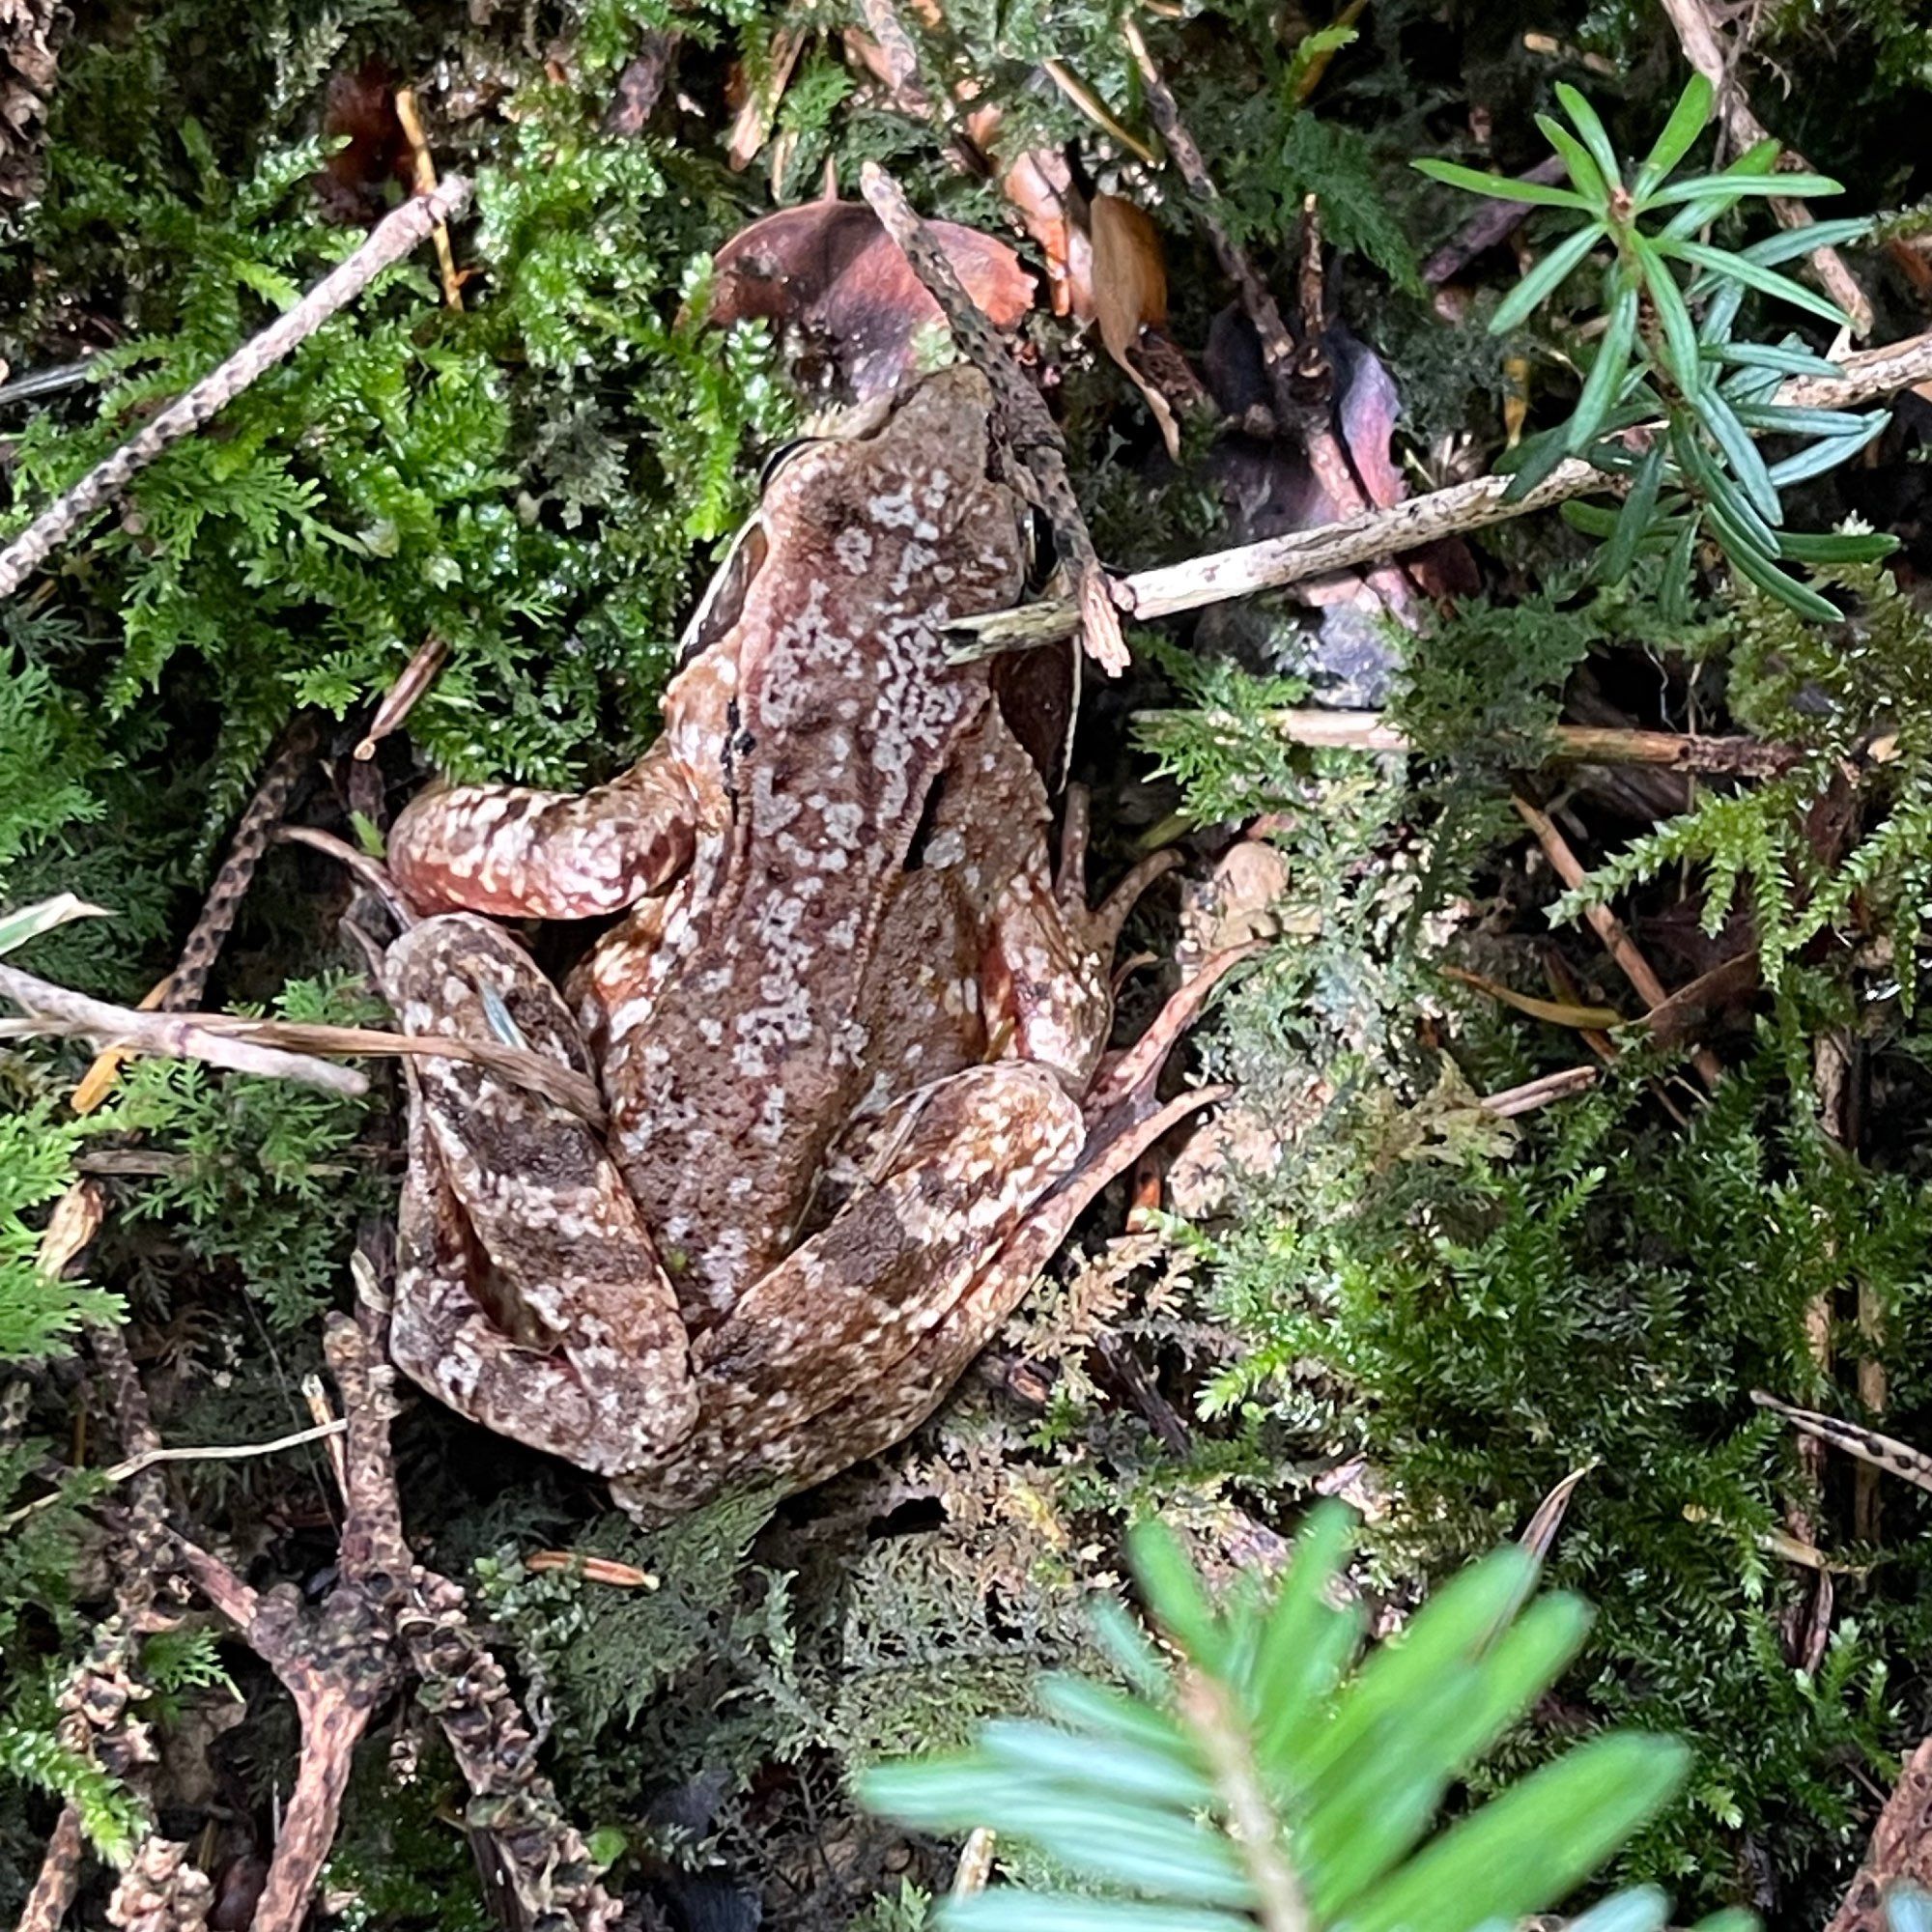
[
  {"left": 384, "top": 914, "right": 697, "bottom": 1476},
  {"left": 611, "top": 1061, "right": 1083, "bottom": 1521},
  {"left": 388, "top": 739, "right": 699, "bottom": 921}
]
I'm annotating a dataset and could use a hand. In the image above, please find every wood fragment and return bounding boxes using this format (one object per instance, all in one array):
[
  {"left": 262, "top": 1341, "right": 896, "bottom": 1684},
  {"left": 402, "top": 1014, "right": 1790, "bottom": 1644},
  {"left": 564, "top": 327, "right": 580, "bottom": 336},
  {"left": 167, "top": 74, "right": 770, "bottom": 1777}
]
[
  {"left": 1752, "top": 1390, "right": 1932, "bottom": 1495},
  {"left": 952, "top": 1829, "right": 999, "bottom": 1899},
  {"left": 524, "top": 1550, "right": 660, "bottom": 1589},
  {"left": 959, "top": 329, "right": 1932, "bottom": 652},
  {"left": 271, "top": 824, "right": 416, "bottom": 927},
  {"left": 0, "top": 179, "right": 472, "bottom": 601}
]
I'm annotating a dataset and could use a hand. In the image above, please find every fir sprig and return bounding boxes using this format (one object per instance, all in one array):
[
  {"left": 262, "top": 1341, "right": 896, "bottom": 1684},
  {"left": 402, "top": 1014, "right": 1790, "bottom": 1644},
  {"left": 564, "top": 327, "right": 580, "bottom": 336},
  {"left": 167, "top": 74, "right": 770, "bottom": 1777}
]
[
  {"left": 1417, "top": 72, "right": 1889, "bottom": 620},
  {"left": 864, "top": 1506, "right": 1733, "bottom": 1932}
]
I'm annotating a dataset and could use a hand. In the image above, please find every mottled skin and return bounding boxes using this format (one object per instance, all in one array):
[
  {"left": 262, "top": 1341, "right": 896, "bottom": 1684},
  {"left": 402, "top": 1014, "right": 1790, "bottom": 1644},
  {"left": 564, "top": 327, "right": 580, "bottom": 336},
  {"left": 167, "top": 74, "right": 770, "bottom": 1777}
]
[{"left": 382, "top": 368, "right": 1210, "bottom": 1522}]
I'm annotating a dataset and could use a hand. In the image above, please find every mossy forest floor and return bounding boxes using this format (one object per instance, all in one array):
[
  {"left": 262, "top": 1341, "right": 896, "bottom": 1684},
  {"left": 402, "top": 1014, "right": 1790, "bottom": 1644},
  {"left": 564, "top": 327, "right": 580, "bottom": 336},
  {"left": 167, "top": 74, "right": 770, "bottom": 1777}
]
[{"left": 4, "top": 1, "right": 1932, "bottom": 1926}]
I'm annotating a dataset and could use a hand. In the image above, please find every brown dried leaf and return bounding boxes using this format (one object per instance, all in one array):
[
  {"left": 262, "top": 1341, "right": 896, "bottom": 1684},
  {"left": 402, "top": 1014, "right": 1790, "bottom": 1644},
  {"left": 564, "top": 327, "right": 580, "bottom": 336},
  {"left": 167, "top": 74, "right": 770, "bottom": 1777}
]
[
  {"left": 1091, "top": 192, "right": 1183, "bottom": 460},
  {"left": 709, "top": 199, "right": 1033, "bottom": 399},
  {"left": 998, "top": 148, "right": 1092, "bottom": 321},
  {"left": 1441, "top": 962, "right": 1624, "bottom": 1032},
  {"left": 316, "top": 58, "right": 412, "bottom": 224}
]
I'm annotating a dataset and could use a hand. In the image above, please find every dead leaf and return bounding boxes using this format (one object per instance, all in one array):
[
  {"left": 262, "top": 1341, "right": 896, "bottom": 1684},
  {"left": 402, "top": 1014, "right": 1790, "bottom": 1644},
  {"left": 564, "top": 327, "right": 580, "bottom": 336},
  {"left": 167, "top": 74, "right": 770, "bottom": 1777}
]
[
  {"left": 725, "top": 25, "right": 807, "bottom": 172},
  {"left": 1000, "top": 147, "right": 1094, "bottom": 321},
  {"left": 709, "top": 199, "right": 1033, "bottom": 399},
  {"left": 1091, "top": 193, "right": 1183, "bottom": 460},
  {"left": 1519, "top": 1463, "right": 1596, "bottom": 1565},
  {"left": 1441, "top": 963, "right": 1624, "bottom": 1032},
  {"left": 315, "top": 58, "right": 412, "bottom": 223},
  {"left": 1639, "top": 950, "right": 1760, "bottom": 1046}
]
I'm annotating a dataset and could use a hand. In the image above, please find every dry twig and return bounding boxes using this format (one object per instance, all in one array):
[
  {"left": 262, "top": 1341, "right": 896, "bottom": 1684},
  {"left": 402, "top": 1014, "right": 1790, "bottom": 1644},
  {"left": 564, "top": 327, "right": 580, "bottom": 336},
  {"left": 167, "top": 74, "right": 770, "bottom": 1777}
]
[
  {"left": 1165, "top": 706, "right": 1809, "bottom": 776},
  {"left": 392, "top": 89, "right": 463, "bottom": 309},
  {"left": 961, "top": 329, "right": 1932, "bottom": 653},
  {"left": 1422, "top": 156, "right": 1569, "bottom": 286},
  {"left": 1122, "top": 14, "right": 1300, "bottom": 432},
  {"left": 0, "top": 178, "right": 472, "bottom": 600},
  {"left": 0, "top": 962, "right": 369, "bottom": 1095},
  {"left": 1656, "top": 0, "right": 1872, "bottom": 335},
  {"left": 1479, "top": 1065, "right": 1599, "bottom": 1119},
  {"left": 1511, "top": 795, "right": 1725, "bottom": 1094},
  {"left": 0, "top": 1421, "right": 349, "bottom": 1530},
  {"left": 0, "top": 966, "right": 609, "bottom": 1122}
]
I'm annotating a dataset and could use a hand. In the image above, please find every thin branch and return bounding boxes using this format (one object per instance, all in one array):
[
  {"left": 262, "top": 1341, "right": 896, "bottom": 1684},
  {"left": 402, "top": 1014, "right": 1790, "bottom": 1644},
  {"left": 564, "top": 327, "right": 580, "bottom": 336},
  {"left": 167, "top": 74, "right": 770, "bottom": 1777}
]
[
  {"left": 1511, "top": 794, "right": 1724, "bottom": 1094},
  {"left": 961, "top": 329, "right": 1932, "bottom": 652},
  {"left": 0, "top": 968, "right": 609, "bottom": 1122},
  {"left": 0, "top": 1422, "right": 350, "bottom": 1530},
  {"left": 1480, "top": 1065, "right": 1600, "bottom": 1118},
  {"left": 271, "top": 825, "right": 417, "bottom": 927},
  {"left": 1656, "top": 0, "right": 1872, "bottom": 335},
  {"left": 1123, "top": 14, "right": 1299, "bottom": 432},
  {"left": 0, "top": 179, "right": 472, "bottom": 601},
  {"left": 1422, "top": 156, "right": 1569, "bottom": 286},
  {"left": 1205, "top": 706, "right": 1809, "bottom": 776},
  {"left": 0, "top": 963, "right": 369, "bottom": 1096},
  {"left": 393, "top": 90, "right": 464, "bottom": 310}
]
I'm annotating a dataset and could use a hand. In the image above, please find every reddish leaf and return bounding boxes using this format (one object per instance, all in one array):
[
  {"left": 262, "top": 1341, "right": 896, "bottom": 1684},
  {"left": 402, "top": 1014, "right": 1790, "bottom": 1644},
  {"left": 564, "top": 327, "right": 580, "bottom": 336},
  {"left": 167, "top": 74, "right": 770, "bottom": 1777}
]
[
  {"left": 316, "top": 58, "right": 412, "bottom": 224},
  {"left": 709, "top": 199, "right": 1033, "bottom": 398}
]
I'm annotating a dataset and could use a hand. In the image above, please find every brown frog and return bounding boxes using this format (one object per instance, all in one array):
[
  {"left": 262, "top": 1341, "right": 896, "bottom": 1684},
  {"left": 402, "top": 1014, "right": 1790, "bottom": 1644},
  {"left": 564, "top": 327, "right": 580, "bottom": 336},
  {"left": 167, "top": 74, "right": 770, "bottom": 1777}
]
[{"left": 381, "top": 368, "right": 1227, "bottom": 1522}]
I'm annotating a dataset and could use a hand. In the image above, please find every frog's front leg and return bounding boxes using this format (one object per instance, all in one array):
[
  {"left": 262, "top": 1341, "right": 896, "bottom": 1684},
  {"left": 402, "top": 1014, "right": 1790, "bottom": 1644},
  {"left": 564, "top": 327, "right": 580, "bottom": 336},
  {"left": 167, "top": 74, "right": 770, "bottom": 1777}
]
[
  {"left": 610, "top": 1062, "right": 1085, "bottom": 1522},
  {"left": 383, "top": 915, "right": 697, "bottom": 1473},
  {"left": 389, "top": 738, "right": 699, "bottom": 921}
]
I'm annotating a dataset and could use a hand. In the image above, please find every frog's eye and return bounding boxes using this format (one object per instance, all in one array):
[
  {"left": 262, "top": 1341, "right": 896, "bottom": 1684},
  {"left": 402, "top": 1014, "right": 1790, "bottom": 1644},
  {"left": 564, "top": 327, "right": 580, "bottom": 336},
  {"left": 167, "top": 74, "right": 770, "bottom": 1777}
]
[
  {"left": 758, "top": 437, "right": 819, "bottom": 490},
  {"left": 677, "top": 517, "right": 769, "bottom": 665},
  {"left": 1022, "top": 501, "right": 1056, "bottom": 597}
]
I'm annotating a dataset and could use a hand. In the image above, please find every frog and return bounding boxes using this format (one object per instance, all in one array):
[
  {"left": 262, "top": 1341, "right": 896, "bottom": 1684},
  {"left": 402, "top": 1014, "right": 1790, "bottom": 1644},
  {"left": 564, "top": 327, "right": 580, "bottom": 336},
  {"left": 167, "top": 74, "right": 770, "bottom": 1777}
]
[{"left": 379, "top": 366, "right": 1231, "bottom": 1523}]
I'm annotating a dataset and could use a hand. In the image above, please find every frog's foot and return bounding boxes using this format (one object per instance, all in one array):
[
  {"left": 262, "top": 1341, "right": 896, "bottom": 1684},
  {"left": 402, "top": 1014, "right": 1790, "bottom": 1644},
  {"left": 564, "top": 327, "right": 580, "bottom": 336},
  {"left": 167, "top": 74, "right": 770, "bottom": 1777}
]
[
  {"left": 389, "top": 738, "right": 699, "bottom": 921},
  {"left": 973, "top": 946, "right": 1256, "bottom": 1353},
  {"left": 984, "top": 783, "right": 1181, "bottom": 1092},
  {"left": 384, "top": 914, "right": 696, "bottom": 1474},
  {"left": 609, "top": 1061, "right": 1084, "bottom": 1523}
]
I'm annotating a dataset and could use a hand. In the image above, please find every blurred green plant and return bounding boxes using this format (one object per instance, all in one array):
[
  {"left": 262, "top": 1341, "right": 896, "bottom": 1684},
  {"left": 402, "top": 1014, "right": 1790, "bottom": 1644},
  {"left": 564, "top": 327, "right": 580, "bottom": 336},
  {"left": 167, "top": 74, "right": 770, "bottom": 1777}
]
[{"left": 864, "top": 1503, "right": 1743, "bottom": 1932}]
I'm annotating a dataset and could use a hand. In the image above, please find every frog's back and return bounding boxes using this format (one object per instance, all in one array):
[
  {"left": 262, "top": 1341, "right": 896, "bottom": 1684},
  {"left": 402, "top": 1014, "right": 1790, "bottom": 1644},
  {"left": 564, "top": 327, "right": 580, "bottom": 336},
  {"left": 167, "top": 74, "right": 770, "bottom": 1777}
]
[{"left": 600, "top": 372, "right": 1029, "bottom": 1321}]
